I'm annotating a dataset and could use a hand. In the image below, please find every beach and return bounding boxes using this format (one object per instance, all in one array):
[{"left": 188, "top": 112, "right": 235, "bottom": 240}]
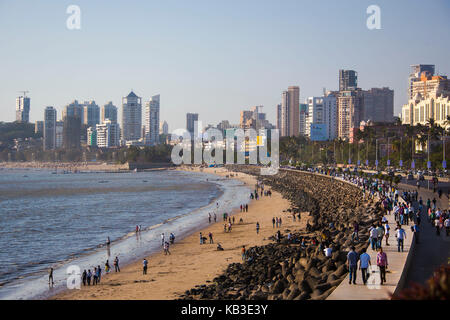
[{"left": 53, "top": 167, "right": 301, "bottom": 300}]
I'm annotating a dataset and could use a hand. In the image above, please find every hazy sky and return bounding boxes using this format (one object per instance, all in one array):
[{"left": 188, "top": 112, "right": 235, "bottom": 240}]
[{"left": 1, "top": 0, "right": 449, "bottom": 131}]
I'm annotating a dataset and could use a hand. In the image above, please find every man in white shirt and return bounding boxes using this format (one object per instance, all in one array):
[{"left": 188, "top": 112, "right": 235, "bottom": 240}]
[
  {"left": 369, "top": 225, "right": 378, "bottom": 251},
  {"left": 359, "top": 248, "right": 371, "bottom": 285},
  {"left": 324, "top": 246, "right": 332, "bottom": 257},
  {"left": 384, "top": 222, "right": 390, "bottom": 246},
  {"left": 395, "top": 226, "right": 407, "bottom": 252}
]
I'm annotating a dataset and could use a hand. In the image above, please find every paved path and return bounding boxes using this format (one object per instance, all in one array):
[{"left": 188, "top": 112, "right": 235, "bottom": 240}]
[
  {"left": 398, "top": 183, "right": 450, "bottom": 287},
  {"left": 327, "top": 197, "right": 414, "bottom": 300},
  {"left": 326, "top": 177, "right": 414, "bottom": 300}
]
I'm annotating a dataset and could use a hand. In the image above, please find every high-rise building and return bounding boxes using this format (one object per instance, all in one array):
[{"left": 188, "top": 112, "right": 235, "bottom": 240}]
[
  {"left": 43, "top": 107, "right": 57, "bottom": 150},
  {"left": 402, "top": 94, "right": 450, "bottom": 129},
  {"left": 306, "top": 95, "right": 337, "bottom": 140},
  {"left": 299, "top": 103, "right": 308, "bottom": 136},
  {"left": 408, "top": 64, "right": 435, "bottom": 100},
  {"left": 186, "top": 113, "right": 199, "bottom": 138},
  {"left": 96, "top": 120, "right": 120, "bottom": 148},
  {"left": 87, "top": 127, "right": 97, "bottom": 147},
  {"left": 240, "top": 110, "right": 254, "bottom": 129},
  {"left": 35, "top": 121, "right": 44, "bottom": 134},
  {"left": 55, "top": 121, "right": 64, "bottom": 149},
  {"left": 63, "top": 100, "right": 83, "bottom": 123},
  {"left": 279, "top": 86, "right": 300, "bottom": 137},
  {"left": 160, "top": 121, "right": 169, "bottom": 135},
  {"left": 339, "top": 70, "right": 358, "bottom": 91},
  {"left": 337, "top": 89, "right": 364, "bottom": 141},
  {"left": 101, "top": 101, "right": 118, "bottom": 124},
  {"left": 144, "top": 94, "right": 160, "bottom": 145},
  {"left": 82, "top": 100, "right": 100, "bottom": 128},
  {"left": 288, "top": 86, "right": 300, "bottom": 137},
  {"left": 277, "top": 104, "right": 282, "bottom": 131},
  {"left": 323, "top": 93, "right": 338, "bottom": 140},
  {"left": 410, "top": 74, "right": 450, "bottom": 100},
  {"left": 121, "top": 91, "right": 142, "bottom": 141},
  {"left": 16, "top": 96, "right": 30, "bottom": 123},
  {"left": 63, "top": 114, "right": 81, "bottom": 150},
  {"left": 362, "top": 87, "right": 394, "bottom": 123}
]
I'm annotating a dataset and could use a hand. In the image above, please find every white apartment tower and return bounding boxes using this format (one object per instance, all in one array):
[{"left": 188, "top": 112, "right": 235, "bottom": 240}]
[{"left": 144, "top": 94, "right": 160, "bottom": 145}]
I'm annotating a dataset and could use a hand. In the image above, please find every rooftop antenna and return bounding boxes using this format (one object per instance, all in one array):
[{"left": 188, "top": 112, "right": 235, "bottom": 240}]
[
  {"left": 18, "top": 90, "right": 29, "bottom": 97},
  {"left": 323, "top": 87, "right": 326, "bottom": 96}
]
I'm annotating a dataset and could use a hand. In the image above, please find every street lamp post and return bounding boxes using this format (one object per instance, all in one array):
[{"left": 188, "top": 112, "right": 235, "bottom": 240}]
[
  {"left": 387, "top": 137, "right": 391, "bottom": 169},
  {"left": 376, "top": 139, "right": 379, "bottom": 171}
]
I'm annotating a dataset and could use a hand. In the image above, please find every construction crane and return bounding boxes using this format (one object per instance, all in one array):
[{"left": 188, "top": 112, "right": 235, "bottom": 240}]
[{"left": 18, "top": 90, "right": 29, "bottom": 97}]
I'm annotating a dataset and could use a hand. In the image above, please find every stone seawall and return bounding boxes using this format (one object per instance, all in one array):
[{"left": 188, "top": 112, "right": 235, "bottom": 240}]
[{"left": 180, "top": 167, "right": 384, "bottom": 300}]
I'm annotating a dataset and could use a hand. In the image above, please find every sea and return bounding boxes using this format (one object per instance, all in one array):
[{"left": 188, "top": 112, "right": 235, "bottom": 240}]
[{"left": 0, "top": 168, "right": 251, "bottom": 299}]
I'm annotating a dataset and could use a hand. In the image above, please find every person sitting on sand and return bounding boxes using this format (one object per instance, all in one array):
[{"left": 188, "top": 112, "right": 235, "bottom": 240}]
[{"left": 217, "top": 243, "right": 224, "bottom": 251}]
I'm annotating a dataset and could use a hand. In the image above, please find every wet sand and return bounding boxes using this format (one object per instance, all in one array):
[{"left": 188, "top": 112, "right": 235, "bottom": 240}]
[{"left": 53, "top": 167, "right": 305, "bottom": 300}]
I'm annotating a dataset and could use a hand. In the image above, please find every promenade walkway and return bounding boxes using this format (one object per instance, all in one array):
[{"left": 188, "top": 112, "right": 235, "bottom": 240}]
[
  {"left": 327, "top": 196, "right": 414, "bottom": 300},
  {"left": 398, "top": 183, "right": 450, "bottom": 287}
]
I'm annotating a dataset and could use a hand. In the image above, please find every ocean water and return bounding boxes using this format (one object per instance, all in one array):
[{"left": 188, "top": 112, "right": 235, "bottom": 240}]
[{"left": 0, "top": 168, "right": 251, "bottom": 299}]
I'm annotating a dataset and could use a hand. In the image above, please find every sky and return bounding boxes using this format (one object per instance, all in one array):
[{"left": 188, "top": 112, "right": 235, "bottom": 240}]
[{"left": 0, "top": 0, "right": 449, "bottom": 131}]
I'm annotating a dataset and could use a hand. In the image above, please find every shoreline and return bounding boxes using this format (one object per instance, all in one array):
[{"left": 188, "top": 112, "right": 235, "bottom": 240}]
[{"left": 50, "top": 166, "right": 297, "bottom": 300}]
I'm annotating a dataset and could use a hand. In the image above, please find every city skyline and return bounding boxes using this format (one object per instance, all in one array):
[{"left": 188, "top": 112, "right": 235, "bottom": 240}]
[{"left": 1, "top": 0, "right": 449, "bottom": 130}]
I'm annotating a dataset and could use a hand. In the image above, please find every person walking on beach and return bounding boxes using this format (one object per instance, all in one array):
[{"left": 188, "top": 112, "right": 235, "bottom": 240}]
[
  {"left": 376, "top": 247, "right": 388, "bottom": 285},
  {"left": 87, "top": 269, "right": 92, "bottom": 285},
  {"left": 241, "top": 246, "right": 246, "bottom": 261},
  {"left": 200, "top": 232, "right": 204, "bottom": 244},
  {"left": 48, "top": 268, "right": 54, "bottom": 288},
  {"left": 164, "top": 241, "right": 171, "bottom": 255},
  {"left": 208, "top": 213, "right": 211, "bottom": 223},
  {"left": 170, "top": 233, "right": 175, "bottom": 244},
  {"left": 256, "top": 222, "right": 260, "bottom": 234},
  {"left": 214, "top": 213, "right": 217, "bottom": 222},
  {"left": 97, "top": 265, "right": 102, "bottom": 283},
  {"left": 272, "top": 217, "right": 276, "bottom": 228},
  {"left": 161, "top": 233, "right": 165, "bottom": 246},
  {"left": 114, "top": 256, "right": 120, "bottom": 272},
  {"left": 347, "top": 246, "right": 359, "bottom": 285},
  {"left": 245, "top": 204, "right": 248, "bottom": 212},
  {"left": 92, "top": 267, "right": 98, "bottom": 285},
  {"left": 82, "top": 270, "right": 87, "bottom": 286},
  {"left": 359, "top": 248, "right": 371, "bottom": 285},
  {"left": 209, "top": 232, "right": 214, "bottom": 244},
  {"left": 395, "top": 225, "right": 406, "bottom": 252},
  {"left": 143, "top": 259, "right": 148, "bottom": 275}
]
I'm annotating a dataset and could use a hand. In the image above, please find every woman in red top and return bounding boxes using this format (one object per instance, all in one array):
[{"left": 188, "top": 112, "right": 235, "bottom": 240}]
[{"left": 376, "top": 247, "right": 388, "bottom": 285}]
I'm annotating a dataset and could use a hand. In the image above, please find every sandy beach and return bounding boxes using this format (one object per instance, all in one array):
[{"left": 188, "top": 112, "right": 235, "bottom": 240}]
[{"left": 53, "top": 166, "right": 305, "bottom": 300}]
